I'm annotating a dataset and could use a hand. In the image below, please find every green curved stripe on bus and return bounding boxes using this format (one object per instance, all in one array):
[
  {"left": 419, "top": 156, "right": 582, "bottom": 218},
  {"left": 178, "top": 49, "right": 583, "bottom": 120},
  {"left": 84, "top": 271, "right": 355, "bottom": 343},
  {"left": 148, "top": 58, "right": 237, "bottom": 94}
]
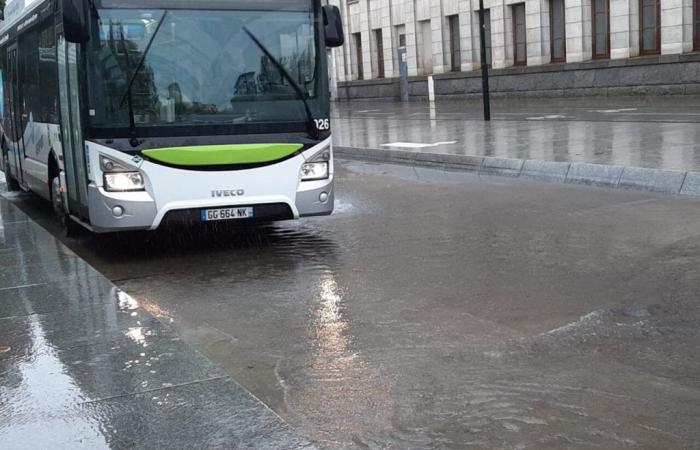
[{"left": 142, "top": 143, "right": 304, "bottom": 166}]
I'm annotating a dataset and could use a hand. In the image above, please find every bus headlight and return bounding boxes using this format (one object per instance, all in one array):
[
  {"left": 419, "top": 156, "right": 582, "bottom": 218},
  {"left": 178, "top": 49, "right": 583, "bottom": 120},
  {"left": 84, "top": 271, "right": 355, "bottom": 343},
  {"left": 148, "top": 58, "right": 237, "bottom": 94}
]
[
  {"left": 301, "top": 146, "right": 331, "bottom": 181},
  {"left": 104, "top": 172, "right": 145, "bottom": 192},
  {"left": 300, "top": 162, "right": 329, "bottom": 181}
]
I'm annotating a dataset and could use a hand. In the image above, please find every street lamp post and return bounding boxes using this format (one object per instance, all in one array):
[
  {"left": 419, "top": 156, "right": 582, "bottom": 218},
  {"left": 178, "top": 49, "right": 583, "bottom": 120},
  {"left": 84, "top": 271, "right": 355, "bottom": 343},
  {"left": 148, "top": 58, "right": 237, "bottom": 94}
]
[{"left": 478, "top": 0, "right": 491, "bottom": 121}]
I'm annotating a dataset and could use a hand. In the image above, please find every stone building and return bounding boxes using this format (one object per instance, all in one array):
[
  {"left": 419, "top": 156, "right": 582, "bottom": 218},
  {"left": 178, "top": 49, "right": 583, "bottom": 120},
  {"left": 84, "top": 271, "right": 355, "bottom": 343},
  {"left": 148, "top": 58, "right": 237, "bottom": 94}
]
[{"left": 328, "top": 0, "right": 700, "bottom": 99}]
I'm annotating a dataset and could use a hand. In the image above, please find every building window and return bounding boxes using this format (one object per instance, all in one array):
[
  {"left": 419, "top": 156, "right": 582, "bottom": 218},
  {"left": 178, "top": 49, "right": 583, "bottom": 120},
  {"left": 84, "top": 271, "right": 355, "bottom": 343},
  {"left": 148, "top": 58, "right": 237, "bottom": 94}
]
[
  {"left": 19, "top": 24, "right": 40, "bottom": 130},
  {"left": 695, "top": 0, "right": 700, "bottom": 50},
  {"left": 353, "top": 33, "right": 363, "bottom": 80},
  {"left": 419, "top": 20, "right": 432, "bottom": 74},
  {"left": 592, "top": 0, "right": 610, "bottom": 59},
  {"left": 448, "top": 15, "right": 461, "bottom": 71},
  {"left": 513, "top": 3, "right": 527, "bottom": 65},
  {"left": 639, "top": 0, "right": 660, "bottom": 55},
  {"left": 550, "top": 0, "right": 566, "bottom": 62},
  {"left": 480, "top": 9, "right": 493, "bottom": 67},
  {"left": 374, "top": 29, "right": 385, "bottom": 78},
  {"left": 38, "top": 23, "right": 59, "bottom": 124}
]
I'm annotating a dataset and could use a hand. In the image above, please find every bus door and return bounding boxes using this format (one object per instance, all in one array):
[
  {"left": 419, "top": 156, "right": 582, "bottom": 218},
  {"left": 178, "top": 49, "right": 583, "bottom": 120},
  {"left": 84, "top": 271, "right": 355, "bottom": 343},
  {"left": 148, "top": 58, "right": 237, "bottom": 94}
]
[
  {"left": 57, "top": 35, "right": 89, "bottom": 218},
  {"left": 6, "top": 44, "right": 25, "bottom": 185}
]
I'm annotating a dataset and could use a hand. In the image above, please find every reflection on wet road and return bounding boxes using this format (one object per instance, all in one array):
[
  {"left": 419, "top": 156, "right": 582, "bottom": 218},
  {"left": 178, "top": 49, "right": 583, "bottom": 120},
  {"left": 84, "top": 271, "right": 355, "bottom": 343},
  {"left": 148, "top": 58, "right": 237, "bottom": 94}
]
[
  {"left": 333, "top": 97, "right": 700, "bottom": 171},
  {"left": 0, "top": 200, "right": 316, "bottom": 449},
  {"left": 7, "top": 162, "right": 700, "bottom": 448}
]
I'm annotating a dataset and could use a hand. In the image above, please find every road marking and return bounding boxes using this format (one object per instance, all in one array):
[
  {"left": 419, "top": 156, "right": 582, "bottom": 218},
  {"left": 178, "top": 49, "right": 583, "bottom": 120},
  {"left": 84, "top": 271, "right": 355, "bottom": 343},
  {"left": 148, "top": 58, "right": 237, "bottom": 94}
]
[
  {"left": 356, "top": 109, "right": 382, "bottom": 113},
  {"left": 527, "top": 115, "right": 567, "bottom": 120},
  {"left": 382, "top": 141, "right": 457, "bottom": 148},
  {"left": 590, "top": 108, "right": 638, "bottom": 113},
  {"left": 604, "top": 112, "right": 700, "bottom": 116}
]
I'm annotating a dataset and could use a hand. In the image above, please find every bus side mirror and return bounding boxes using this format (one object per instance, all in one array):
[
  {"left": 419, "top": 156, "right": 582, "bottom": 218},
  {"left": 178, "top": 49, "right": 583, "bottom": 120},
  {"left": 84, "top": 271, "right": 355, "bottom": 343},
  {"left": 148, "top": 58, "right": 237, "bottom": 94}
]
[
  {"left": 62, "top": 0, "right": 90, "bottom": 44},
  {"left": 322, "top": 5, "right": 344, "bottom": 48}
]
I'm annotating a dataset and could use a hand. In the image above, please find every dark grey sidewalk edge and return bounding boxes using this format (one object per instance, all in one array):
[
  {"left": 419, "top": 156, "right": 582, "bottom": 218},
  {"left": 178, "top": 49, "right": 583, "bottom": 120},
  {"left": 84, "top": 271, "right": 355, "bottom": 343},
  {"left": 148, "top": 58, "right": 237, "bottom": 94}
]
[{"left": 334, "top": 146, "right": 700, "bottom": 197}]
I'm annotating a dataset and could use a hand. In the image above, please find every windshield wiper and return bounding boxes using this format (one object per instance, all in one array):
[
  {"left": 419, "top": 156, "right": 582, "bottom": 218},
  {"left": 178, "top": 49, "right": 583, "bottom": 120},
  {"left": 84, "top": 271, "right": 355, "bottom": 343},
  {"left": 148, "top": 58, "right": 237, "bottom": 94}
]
[
  {"left": 116, "top": 25, "right": 139, "bottom": 147},
  {"left": 119, "top": 11, "right": 168, "bottom": 147},
  {"left": 242, "top": 27, "right": 320, "bottom": 140}
]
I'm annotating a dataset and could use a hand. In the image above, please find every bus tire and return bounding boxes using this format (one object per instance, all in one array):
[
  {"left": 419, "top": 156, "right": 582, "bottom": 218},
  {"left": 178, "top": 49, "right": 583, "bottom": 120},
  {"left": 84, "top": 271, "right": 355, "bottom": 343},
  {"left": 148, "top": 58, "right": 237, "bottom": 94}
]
[{"left": 3, "top": 151, "right": 21, "bottom": 192}]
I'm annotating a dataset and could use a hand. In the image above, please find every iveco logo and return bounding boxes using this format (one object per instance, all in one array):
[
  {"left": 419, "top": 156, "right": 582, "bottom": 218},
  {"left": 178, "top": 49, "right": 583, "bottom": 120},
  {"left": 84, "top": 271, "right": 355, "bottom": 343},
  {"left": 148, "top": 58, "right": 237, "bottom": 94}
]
[{"left": 211, "top": 189, "right": 245, "bottom": 198}]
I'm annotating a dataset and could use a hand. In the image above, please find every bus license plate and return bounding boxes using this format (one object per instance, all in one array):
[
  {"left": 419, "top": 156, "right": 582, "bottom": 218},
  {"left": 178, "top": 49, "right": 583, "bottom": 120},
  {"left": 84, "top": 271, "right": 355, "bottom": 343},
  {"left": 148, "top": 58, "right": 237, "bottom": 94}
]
[{"left": 201, "top": 207, "right": 254, "bottom": 222}]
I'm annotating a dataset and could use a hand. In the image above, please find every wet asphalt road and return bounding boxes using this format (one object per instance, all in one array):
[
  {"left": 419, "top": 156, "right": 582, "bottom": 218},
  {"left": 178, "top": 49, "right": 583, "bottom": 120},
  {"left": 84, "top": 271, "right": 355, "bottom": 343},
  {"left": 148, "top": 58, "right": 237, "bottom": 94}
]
[
  {"left": 7, "top": 162, "right": 700, "bottom": 449},
  {"left": 333, "top": 96, "right": 700, "bottom": 123},
  {"left": 333, "top": 97, "right": 700, "bottom": 172}
]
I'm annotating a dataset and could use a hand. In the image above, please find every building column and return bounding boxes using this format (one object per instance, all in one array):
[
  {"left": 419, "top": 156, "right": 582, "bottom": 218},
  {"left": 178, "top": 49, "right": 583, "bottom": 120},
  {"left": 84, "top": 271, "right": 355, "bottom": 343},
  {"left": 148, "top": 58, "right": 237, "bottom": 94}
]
[
  {"left": 629, "top": 0, "right": 640, "bottom": 56},
  {"left": 566, "top": 0, "right": 592, "bottom": 61},
  {"left": 345, "top": 0, "right": 361, "bottom": 80},
  {"left": 504, "top": 3, "right": 514, "bottom": 65},
  {"left": 661, "top": 0, "right": 686, "bottom": 54},
  {"left": 405, "top": 0, "right": 420, "bottom": 76},
  {"left": 359, "top": 0, "right": 373, "bottom": 79},
  {"left": 335, "top": 0, "right": 350, "bottom": 82},
  {"left": 471, "top": 9, "right": 483, "bottom": 68},
  {"left": 609, "top": 0, "right": 631, "bottom": 59},
  {"left": 459, "top": 1, "right": 476, "bottom": 71},
  {"left": 525, "top": 0, "right": 549, "bottom": 65},
  {"left": 379, "top": 0, "right": 395, "bottom": 77},
  {"left": 490, "top": 4, "right": 508, "bottom": 68},
  {"left": 334, "top": 41, "right": 348, "bottom": 82},
  {"left": 430, "top": 0, "right": 447, "bottom": 74},
  {"left": 328, "top": 0, "right": 344, "bottom": 83}
]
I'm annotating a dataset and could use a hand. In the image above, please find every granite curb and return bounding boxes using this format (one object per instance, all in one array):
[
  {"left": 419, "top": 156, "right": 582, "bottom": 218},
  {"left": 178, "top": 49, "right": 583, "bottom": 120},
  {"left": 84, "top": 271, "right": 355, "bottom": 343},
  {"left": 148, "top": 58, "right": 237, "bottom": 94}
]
[{"left": 335, "top": 146, "right": 700, "bottom": 196}]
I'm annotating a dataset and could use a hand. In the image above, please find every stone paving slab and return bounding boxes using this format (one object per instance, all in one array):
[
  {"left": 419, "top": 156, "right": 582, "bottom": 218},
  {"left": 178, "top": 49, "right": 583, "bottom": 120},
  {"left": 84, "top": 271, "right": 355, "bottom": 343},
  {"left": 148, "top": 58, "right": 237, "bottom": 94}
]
[
  {"left": 3, "top": 377, "right": 315, "bottom": 450},
  {"left": 0, "top": 198, "right": 315, "bottom": 449},
  {"left": 336, "top": 146, "right": 700, "bottom": 196}
]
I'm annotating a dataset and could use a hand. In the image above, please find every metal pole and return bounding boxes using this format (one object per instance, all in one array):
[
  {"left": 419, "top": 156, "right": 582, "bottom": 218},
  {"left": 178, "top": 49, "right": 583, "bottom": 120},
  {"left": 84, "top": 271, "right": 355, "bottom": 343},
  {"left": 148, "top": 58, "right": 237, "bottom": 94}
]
[{"left": 478, "top": 0, "right": 491, "bottom": 121}]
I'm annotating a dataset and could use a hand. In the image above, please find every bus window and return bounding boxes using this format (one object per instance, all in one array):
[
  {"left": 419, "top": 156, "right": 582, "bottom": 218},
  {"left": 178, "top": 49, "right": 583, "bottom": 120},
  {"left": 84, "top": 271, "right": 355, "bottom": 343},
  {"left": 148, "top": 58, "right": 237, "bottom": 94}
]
[
  {"left": 39, "top": 24, "right": 59, "bottom": 124},
  {"left": 19, "top": 26, "right": 40, "bottom": 134},
  {"left": 0, "top": 71, "right": 4, "bottom": 118}
]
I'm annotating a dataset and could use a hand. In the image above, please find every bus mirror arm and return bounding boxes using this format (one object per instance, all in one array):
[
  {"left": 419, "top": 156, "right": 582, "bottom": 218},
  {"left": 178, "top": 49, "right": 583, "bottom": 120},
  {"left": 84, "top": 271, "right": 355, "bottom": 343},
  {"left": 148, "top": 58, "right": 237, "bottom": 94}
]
[
  {"left": 322, "top": 5, "right": 344, "bottom": 48},
  {"left": 62, "top": 0, "right": 90, "bottom": 44}
]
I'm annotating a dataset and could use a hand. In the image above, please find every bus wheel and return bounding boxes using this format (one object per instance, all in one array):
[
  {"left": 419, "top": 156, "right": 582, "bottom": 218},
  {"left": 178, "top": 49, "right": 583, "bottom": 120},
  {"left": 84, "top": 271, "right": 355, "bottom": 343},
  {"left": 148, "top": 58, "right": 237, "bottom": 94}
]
[
  {"left": 50, "top": 175, "right": 82, "bottom": 237},
  {"left": 2, "top": 152, "right": 21, "bottom": 192}
]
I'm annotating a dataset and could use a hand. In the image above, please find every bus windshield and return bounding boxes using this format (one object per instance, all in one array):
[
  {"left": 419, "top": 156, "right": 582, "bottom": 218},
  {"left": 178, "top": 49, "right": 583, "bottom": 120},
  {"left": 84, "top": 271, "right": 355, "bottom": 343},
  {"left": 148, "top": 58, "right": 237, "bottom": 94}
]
[{"left": 86, "top": 5, "right": 325, "bottom": 131}]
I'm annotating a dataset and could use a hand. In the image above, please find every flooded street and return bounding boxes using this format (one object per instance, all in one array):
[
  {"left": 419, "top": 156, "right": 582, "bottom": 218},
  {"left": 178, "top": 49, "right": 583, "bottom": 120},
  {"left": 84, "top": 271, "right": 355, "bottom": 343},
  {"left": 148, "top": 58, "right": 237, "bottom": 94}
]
[{"left": 8, "top": 161, "right": 700, "bottom": 449}]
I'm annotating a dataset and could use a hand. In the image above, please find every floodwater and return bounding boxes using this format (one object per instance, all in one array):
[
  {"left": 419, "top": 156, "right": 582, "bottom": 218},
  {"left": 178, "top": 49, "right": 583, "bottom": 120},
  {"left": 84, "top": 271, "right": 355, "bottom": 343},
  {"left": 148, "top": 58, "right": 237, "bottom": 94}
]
[{"left": 7, "top": 162, "right": 700, "bottom": 449}]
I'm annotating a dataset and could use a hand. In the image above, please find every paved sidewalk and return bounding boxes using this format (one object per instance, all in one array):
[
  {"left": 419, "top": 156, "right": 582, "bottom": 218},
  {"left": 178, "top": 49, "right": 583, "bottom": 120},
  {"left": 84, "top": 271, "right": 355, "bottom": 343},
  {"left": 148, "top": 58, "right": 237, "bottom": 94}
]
[
  {"left": 332, "top": 97, "right": 700, "bottom": 195},
  {"left": 0, "top": 196, "right": 314, "bottom": 449}
]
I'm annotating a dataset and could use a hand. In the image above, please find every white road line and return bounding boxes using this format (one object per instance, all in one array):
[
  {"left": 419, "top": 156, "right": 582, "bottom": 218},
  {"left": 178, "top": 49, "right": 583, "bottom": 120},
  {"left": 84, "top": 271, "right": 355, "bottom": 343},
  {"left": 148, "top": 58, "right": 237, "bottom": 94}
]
[
  {"left": 590, "top": 108, "right": 639, "bottom": 113},
  {"left": 606, "top": 112, "right": 700, "bottom": 116},
  {"left": 382, "top": 141, "right": 458, "bottom": 148},
  {"left": 527, "top": 115, "right": 567, "bottom": 120}
]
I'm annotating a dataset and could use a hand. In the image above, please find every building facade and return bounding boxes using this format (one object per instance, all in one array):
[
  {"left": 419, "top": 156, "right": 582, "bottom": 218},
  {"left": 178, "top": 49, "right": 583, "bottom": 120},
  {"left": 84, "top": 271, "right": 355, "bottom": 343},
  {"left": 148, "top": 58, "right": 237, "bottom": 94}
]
[{"left": 328, "top": 0, "right": 700, "bottom": 98}]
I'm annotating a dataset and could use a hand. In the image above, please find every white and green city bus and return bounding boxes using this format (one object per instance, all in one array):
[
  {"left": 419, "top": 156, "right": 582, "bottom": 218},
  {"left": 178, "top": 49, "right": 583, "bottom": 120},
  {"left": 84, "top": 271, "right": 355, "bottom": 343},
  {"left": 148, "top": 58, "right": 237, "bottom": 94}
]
[{"left": 0, "top": 0, "right": 344, "bottom": 233}]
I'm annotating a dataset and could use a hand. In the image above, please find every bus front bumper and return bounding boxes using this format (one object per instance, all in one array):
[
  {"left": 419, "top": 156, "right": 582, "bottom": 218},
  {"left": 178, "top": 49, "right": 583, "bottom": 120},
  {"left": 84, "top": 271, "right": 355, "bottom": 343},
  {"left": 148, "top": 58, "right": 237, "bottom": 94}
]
[{"left": 86, "top": 177, "right": 334, "bottom": 233}]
